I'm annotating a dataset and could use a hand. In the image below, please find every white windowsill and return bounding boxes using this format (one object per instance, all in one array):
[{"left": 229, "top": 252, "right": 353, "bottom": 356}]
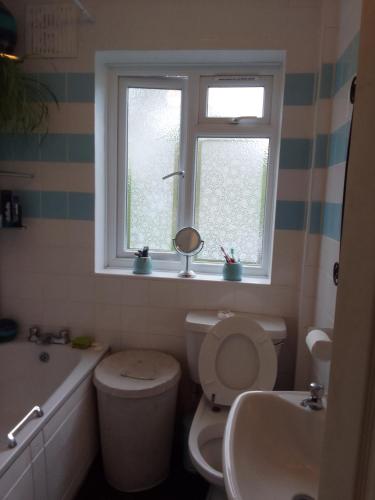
[{"left": 95, "top": 267, "right": 271, "bottom": 285}]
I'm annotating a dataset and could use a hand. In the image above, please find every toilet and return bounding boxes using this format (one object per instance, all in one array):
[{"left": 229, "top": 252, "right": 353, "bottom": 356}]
[{"left": 185, "top": 311, "right": 287, "bottom": 500}]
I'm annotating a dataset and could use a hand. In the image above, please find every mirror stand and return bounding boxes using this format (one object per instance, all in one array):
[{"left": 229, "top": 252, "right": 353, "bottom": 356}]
[
  {"left": 173, "top": 227, "right": 204, "bottom": 278},
  {"left": 178, "top": 255, "right": 196, "bottom": 278}
]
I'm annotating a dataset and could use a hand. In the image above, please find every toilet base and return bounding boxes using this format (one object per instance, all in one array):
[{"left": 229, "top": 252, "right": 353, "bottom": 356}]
[{"left": 206, "top": 484, "right": 228, "bottom": 500}]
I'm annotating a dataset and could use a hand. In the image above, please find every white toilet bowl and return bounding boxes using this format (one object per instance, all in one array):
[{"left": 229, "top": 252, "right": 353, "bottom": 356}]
[
  {"left": 189, "top": 396, "right": 229, "bottom": 487},
  {"left": 185, "top": 311, "right": 287, "bottom": 500}
]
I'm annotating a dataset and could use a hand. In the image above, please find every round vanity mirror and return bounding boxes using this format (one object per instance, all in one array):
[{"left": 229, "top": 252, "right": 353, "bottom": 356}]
[{"left": 173, "top": 227, "right": 204, "bottom": 278}]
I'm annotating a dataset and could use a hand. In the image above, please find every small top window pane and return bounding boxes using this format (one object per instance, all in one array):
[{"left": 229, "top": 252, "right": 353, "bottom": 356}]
[{"left": 206, "top": 86, "right": 264, "bottom": 118}]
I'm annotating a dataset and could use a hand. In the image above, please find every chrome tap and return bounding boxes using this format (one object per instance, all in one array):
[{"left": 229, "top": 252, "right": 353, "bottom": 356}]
[
  {"left": 301, "top": 382, "right": 325, "bottom": 411},
  {"left": 28, "top": 327, "right": 71, "bottom": 345}
]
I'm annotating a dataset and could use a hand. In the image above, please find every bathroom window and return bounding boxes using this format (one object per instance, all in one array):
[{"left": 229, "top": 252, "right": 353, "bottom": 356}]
[{"left": 96, "top": 51, "right": 283, "bottom": 279}]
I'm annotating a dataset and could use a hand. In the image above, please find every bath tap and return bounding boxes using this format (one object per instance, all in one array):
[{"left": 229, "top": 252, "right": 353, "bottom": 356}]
[
  {"left": 301, "top": 382, "right": 325, "bottom": 411},
  {"left": 28, "top": 327, "right": 71, "bottom": 345}
]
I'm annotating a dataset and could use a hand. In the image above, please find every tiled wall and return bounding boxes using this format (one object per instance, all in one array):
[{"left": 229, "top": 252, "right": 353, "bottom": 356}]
[
  {"left": 295, "top": 0, "right": 362, "bottom": 388},
  {"left": 0, "top": 0, "right": 328, "bottom": 393}
]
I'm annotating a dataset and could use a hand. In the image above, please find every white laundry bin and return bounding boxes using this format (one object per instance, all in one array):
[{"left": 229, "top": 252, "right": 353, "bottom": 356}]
[{"left": 94, "top": 349, "right": 181, "bottom": 492}]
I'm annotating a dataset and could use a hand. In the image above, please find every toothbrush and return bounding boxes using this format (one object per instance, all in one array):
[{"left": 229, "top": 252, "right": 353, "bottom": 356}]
[
  {"left": 220, "top": 246, "right": 231, "bottom": 263},
  {"left": 230, "top": 248, "right": 236, "bottom": 263}
]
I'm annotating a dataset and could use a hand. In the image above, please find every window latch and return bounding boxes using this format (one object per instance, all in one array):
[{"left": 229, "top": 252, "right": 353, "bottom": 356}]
[
  {"left": 162, "top": 170, "right": 185, "bottom": 180},
  {"left": 230, "top": 116, "right": 257, "bottom": 124}
]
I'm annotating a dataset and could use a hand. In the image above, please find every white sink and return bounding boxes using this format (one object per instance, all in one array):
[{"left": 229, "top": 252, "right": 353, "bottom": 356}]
[{"left": 223, "top": 391, "right": 326, "bottom": 500}]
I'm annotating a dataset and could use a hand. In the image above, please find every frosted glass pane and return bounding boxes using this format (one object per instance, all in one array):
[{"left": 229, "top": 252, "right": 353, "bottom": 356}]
[
  {"left": 126, "top": 87, "right": 181, "bottom": 251},
  {"left": 207, "top": 87, "right": 264, "bottom": 118},
  {"left": 195, "top": 138, "right": 269, "bottom": 264}
]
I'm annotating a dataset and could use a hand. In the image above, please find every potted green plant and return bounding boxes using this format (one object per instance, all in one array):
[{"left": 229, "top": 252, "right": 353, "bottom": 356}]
[
  {"left": 0, "top": 1, "right": 57, "bottom": 134},
  {"left": 0, "top": 56, "right": 58, "bottom": 135}
]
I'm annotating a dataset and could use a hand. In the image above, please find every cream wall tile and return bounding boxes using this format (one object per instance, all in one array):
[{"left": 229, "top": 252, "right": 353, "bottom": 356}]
[
  {"left": 121, "top": 306, "right": 186, "bottom": 337},
  {"left": 67, "top": 276, "right": 95, "bottom": 302},
  {"left": 38, "top": 220, "right": 69, "bottom": 248},
  {"left": 322, "top": 26, "right": 339, "bottom": 62},
  {"left": 66, "top": 301, "right": 95, "bottom": 329},
  {"left": 282, "top": 107, "right": 315, "bottom": 138},
  {"left": 302, "top": 265, "right": 319, "bottom": 298},
  {"left": 319, "top": 235, "right": 340, "bottom": 273},
  {"left": 305, "top": 234, "right": 322, "bottom": 266},
  {"left": 39, "top": 247, "right": 70, "bottom": 275},
  {"left": 277, "top": 170, "right": 310, "bottom": 201},
  {"left": 121, "top": 278, "right": 149, "bottom": 306},
  {"left": 1, "top": 271, "right": 43, "bottom": 300},
  {"left": 65, "top": 164, "right": 94, "bottom": 193},
  {"left": 272, "top": 253, "right": 302, "bottom": 287},
  {"left": 322, "top": 0, "right": 340, "bottom": 28},
  {"left": 337, "top": 0, "right": 362, "bottom": 56},
  {"left": 95, "top": 276, "right": 123, "bottom": 304},
  {"left": 41, "top": 274, "right": 68, "bottom": 301},
  {"left": 311, "top": 168, "right": 327, "bottom": 201},
  {"left": 316, "top": 99, "right": 333, "bottom": 134},
  {"left": 42, "top": 300, "right": 69, "bottom": 328},
  {"left": 0, "top": 296, "right": 43, "bottom": 326},
  {"left": 95, "top": 303, "right": 123, "bottom": 331},
  {"left": 66, "top": 103, "right": 94, "bottom": 134},
  {"left": 39, "top": 163, "right": 70, "bottom": 191},
  {"left": 66, "top": 221, "right": 94, "bottom": 249},
  {"left": 314, "top": 268, "right": 336, "bottom": 328},
  {"left": 176, "top": 281, "right": 236, "bottom": 310},
  {"left": 331, "top": 80, "right": 353, "bottom": 131},
  {"left": 148, "top": 280, "right": 178, "bottom": 308},
  {"left": 324, "top": 163, "right": 345, "bottom": 203},
  {"left": 273, "top": 230, "right": 305, "bottom": 259},
  {"left": 67, "top": 248, "right": 94, "bottom": 275},
  {"left": 0, "top": 162, "right": 41, "bottom": 191},
  {"left": 234, "top": 284, "right": 298, "bottom": 317},
  {"left": 299, "top": 296, "right": 316, "bottom": 328}
]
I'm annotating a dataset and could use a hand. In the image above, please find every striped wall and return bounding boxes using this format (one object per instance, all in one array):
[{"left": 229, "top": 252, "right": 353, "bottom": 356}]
[
  {"left": 308, "top": 32, "right": 359, "bottom": 242},
  {"left": 0, "top": 0, "right": 330, "bottom": 393},
  {"left": 0, "top": 70, "right": 318, "bottom": 229},
  {"left": 295, "top": 0, "right": 362, "bottom": 390},
  {"left": 0, "top": 57, "right": 355, "bottom": 235}
]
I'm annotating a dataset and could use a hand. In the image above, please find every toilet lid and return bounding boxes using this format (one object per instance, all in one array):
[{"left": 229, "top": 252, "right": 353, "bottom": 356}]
[{"left": 198, "top": 316, "right": 277, "bottom": 406}]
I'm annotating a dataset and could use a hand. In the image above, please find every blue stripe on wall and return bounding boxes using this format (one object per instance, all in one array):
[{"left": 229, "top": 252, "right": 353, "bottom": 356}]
[
  {"left": 328, "top": 122, "right": 350, "bottom": 167},
  {"left": 275, "top": 200, "right": 306, "bottom": 230},
  {"left": 284, "top": 73, "right": 316, "bottom": 106},
  {"left": 279, "top": 138, "right": 312, "bottom": 169},
  {"left": 15, "top": 190, "right": 94, "bottom": 221},
  {"left": 0, "top": 134, "right": 94, "bottom": 163},
  {"left": 309, "top": 201, "right": 322, "bottom": 234},
  {"left": 314, "top": 134, "right": 329, "bottom": 168},
  {"left": 319, "top": 63, "right": 334, "bottom": 99},
  {"left": 334, "top": 33, "right": 359, "bottom": 94},
  {"left": 322, "top": 202, "right": 342, "bottom": 241}
]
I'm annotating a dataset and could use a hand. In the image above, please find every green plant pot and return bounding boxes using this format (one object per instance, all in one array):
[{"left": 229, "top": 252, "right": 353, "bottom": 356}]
[
  {"left": 133, "top": 257, "right": 152, "bottom": 275},
  {"left": 223, "top": 262, "right": 243, "bottom": 281}
]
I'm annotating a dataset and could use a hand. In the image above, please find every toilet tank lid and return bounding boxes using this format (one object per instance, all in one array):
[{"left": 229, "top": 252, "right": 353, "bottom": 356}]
[
  {"left": 94, "top": 350, "right": 181, "bottom": 398},
  {"left": 184, "top": 310, "right": 287, "bottom": 341}
]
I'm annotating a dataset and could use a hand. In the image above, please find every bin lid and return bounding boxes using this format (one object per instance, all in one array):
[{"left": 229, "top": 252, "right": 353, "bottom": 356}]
[{"left": 94, "top": 350, "right": 181, "bottom": 398}]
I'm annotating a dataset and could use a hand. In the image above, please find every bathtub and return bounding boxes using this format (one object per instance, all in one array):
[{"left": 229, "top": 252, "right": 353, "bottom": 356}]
[{"left": 0, "top": 340, "right": 108, "bottom": 500}]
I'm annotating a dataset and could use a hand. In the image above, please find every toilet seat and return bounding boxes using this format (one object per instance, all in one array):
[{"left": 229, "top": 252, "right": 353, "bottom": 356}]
[{"left": 198, "top": 316, "right": 277, "bottom": 406}]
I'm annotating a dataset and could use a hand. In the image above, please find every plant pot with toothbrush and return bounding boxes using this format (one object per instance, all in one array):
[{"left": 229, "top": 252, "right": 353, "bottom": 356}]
[
  {"left": 133, "top": 246, "right": 152, "bottom": 275},
  {"left": 221, "top": 246, "right": 243, "bottom": 281}
]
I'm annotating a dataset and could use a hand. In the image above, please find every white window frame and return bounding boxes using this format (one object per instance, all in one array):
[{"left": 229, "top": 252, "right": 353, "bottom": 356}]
[
  {"left": 116, "top": 76, "right": 186, "bottom": 261},
  {"left": 95, "top": 50, "right": 285, "bottom": 280},
  {"left": 199, "top": 74, "right": 273, "bottom": 124}
]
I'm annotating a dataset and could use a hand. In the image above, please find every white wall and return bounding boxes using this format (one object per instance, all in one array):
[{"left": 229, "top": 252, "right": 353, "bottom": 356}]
[{"left": 0, "top": 0, "right": 325, "bottom": 396}]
